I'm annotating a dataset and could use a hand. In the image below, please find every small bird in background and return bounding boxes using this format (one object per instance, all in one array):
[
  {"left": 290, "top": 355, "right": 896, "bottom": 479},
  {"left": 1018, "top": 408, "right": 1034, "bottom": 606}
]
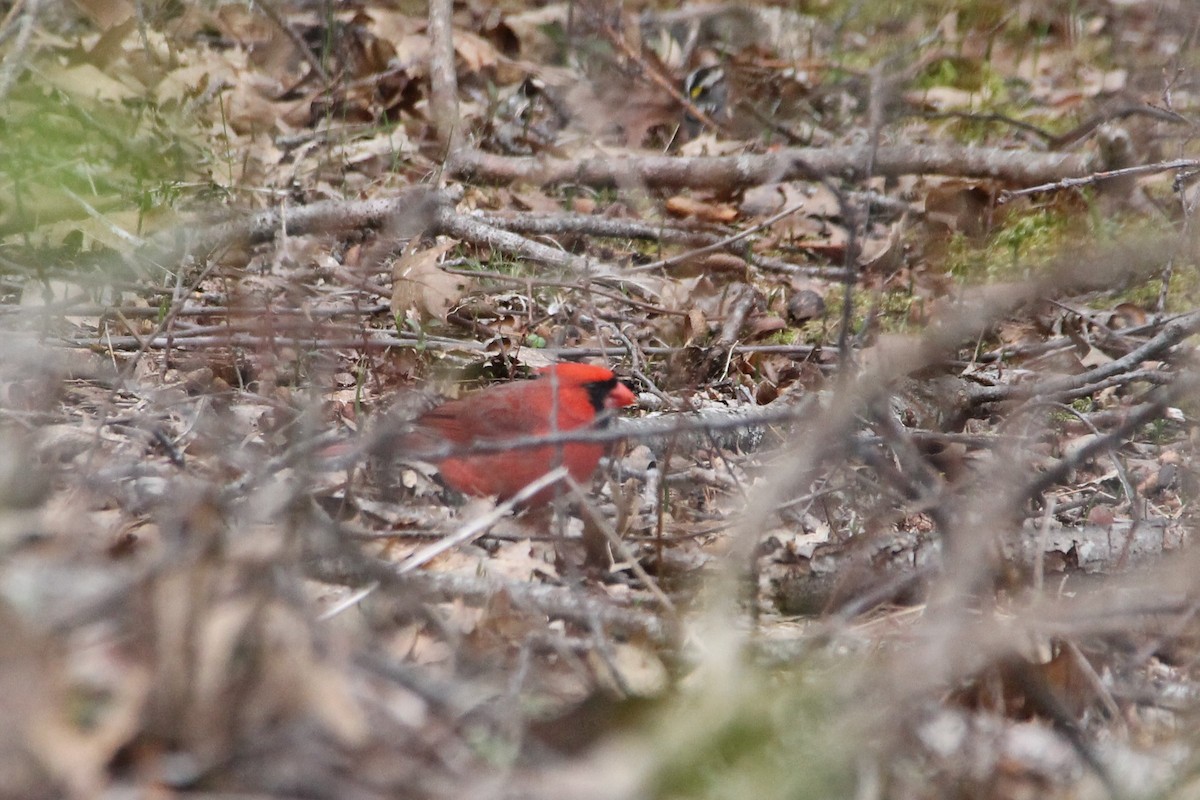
[{"left": 403, "top": 363, "right": 637, "bottom": 507}]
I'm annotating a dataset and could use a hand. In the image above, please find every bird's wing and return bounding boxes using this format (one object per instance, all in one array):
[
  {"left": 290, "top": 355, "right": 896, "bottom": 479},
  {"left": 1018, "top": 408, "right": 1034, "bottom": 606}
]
[
  {"left": 415, "top": 374, "right": 602, "bottom": 445},
  {"left": 418, "top": 384, "right": 548, "bottom": 442}
]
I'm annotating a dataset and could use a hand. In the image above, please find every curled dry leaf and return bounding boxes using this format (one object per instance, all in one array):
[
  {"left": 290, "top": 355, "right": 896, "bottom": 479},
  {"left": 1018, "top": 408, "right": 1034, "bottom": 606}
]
[
  {"left": 391, "top": 240, "right": 467, "bottom": 323},
  {"left": 787, "top": 288, "right": 826, "bottom": 324},
  {"left": 924, "top": 181, "right": 997, "bottom": 238},
  {"left": 859, "top": 218, "right": 907, "bottom": 272},
  {"left": 1112, "top": 302, "right": 1148, "bottom": 328},
  {"left": 453, "top": 30, "right": 501, "bottom": 74},
  {"left": 741, "top": 181, "right": 841, "bottom": 220},
  {"left": 664, "top": 195, "right": 739, "bottom": 223},
  {"left": 746, "top": 315, "right": 787, "bottom": 340}
]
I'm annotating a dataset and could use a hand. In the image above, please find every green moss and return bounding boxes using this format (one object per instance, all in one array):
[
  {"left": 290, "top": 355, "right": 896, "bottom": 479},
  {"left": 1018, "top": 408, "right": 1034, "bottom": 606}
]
[
  {"left": 1082, "top": 212, "right": 1196, "bottom": 309},
  {"left": 1143, "top": 418, "right": 1174, "bottom": 445},
  {"left": 763, "top": 328, "right": 801, "bottom": 346},
  {"left": 944, "top": 205, "right": 1071, "bottom": 282},
  {"left": 993, "top": 210, "right": 1065, "bottom": 265},
  {"left": 452, "top": 248, "right": 530, "bottom": 277},
  {"left": 817, "top": 286, "right": 917, "bottom": 343},
  {"left": 940, "top": 199, "right": 1193, "bottom": 316},
  {"left": 1103, "top": 260, "right": 1200, "bottom": 316},
  {"left": 916, "top": 56, "right": 988, "bottom": 93}
]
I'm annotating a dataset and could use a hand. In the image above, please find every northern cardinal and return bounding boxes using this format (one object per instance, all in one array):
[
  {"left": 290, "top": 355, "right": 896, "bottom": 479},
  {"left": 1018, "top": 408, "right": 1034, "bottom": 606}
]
[{"left": 404, "top": 363, "right": 637, "bottom": 505}]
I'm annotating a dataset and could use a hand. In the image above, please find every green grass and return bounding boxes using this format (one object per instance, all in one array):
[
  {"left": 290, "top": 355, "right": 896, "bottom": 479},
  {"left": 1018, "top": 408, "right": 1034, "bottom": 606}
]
[{"left": 0, "top": 70, "right": 204, "bottom": 255}]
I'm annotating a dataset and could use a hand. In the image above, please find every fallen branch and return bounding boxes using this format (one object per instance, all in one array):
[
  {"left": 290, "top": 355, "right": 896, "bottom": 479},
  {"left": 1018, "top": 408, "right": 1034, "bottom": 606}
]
[
  {"left": 59, "top": 329, "right": 821, "bottom": 360},
  {"left": 451, "top": 145, "right": 1096, "bottom": 191},
  {"left": 144, "top": 186, "right": 443, "bottom": 260},
  {"left": 771, "top": 516, "right": 1187, "bottom": 616}
]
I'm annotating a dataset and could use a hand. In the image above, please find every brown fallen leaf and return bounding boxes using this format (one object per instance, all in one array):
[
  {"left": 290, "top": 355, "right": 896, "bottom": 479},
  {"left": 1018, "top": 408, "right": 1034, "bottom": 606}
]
[
  {"left": 665, "top": 195, "right": 739, "bottom": 223},
  {"left": 786, "top": 288, "right": 826, "bottom": 324},
  {"left": 72, "top": 0, "right": 135, "bottom": 30},
  {"left": 391, "top": 240, "right": 467, "bottom": 323},
  {"left": 1112, "top": 302, "right": 1147, "bottom": 328},
  {"left": 924, "top": 180, "right": 996, "bottom": 238},
  {"left": 745, "top": 314, "right": 787, "bottom": 340}
]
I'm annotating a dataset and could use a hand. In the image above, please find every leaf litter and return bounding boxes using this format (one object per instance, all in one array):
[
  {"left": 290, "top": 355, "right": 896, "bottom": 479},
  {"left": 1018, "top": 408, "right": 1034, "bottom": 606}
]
[{"left": 2, "top": 1, "right": 1200, "bottom": 798}]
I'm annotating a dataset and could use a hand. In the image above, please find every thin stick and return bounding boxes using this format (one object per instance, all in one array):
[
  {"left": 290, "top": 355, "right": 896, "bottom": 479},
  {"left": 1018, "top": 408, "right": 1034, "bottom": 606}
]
[
  {"left": 1033, "top": 495, "right": 1056, "bottom": 596},
  {"left": 318, "top": 467, "right": 570, "bottom": 621},
  {"left": 629, "top": 200, "right": 812, "bottom": 273},
  {"left": 999, "top": 158, "right": 1200, "bottom": 202}
]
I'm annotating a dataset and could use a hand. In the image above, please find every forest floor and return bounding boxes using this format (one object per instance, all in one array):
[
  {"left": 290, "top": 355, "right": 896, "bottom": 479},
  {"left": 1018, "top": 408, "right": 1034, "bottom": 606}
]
[{"left": 3, "top": 1, "right": 1200, "bottom": 798}]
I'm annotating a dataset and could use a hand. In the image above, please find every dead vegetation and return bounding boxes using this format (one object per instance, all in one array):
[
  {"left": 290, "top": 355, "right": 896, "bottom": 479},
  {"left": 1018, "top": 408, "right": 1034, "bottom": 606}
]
[{"left": 3, "top": 0, "right": 1200, "bottom": 797}]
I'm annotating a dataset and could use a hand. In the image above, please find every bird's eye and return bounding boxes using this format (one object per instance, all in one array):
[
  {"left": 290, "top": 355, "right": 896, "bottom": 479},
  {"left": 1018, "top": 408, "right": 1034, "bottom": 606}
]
[{"left": 584, "top": 378, "right": 618, "bottom": 412}]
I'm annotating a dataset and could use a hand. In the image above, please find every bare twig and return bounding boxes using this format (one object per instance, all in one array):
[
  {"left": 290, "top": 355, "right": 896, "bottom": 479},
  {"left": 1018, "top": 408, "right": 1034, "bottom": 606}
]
[
  {"left": 427, "top": 0, "right": 461, "bottom": 154},
  {"left": 318, "top": 467, "right": 569, "bottom": 621},
  {"left": 1018, "top": 380, "right": 1196, "bottom": 505},
  {"left": 144, "top": 186, "right": 443, "bottom": 263},
  {"left": 999, "top": 158, "right": 1200, "bottom": 202},
  {"left": 968, "top": 310, "right": 1200, "bottom": 406},
  {"left": 474, "top": 210, "right": 719, "bottom": 245},
  {"left": 307, "top": 551, "right": 673, "bottom": 644},
  {"left": 631, "top": 200, "right": 811, "bottom": 273}
]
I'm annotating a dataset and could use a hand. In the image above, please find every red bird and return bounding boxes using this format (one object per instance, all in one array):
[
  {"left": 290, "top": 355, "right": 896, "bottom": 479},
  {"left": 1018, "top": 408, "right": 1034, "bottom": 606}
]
[{"left": 406, "top": 363, "right": 637, "bottom": 505}]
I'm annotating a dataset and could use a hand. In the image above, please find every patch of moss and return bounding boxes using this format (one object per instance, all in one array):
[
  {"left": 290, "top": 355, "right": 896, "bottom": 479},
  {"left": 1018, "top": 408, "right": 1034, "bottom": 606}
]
[
  {"left": 763, "top": 328, "right": 801, "bottom": 346},
  {"left": 1105, "top": 259, "right": 1200, "bottom": 315},
  {"left": 453, "top": 248, "right": 528, "bottom": 277},
  {"left": 942, "top": 198, "right": 1191, "bottom": 316},
  {"left": 915, "top": 56, "right": 991, "bottom": 93},
  {"left": 818, "top": 286, "right": 917, "bottom": 343},
  {"left": 1083, "top": 212, "right": 1195, "bottom": 308},
  {"left": 944, "top": 205, "right": 1072, "bottom": 283}
]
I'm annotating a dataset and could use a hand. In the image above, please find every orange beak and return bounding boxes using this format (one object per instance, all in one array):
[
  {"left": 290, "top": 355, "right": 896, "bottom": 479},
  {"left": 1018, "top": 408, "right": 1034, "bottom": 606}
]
[{"left": 607, "top": 381, "right": 638, "bottom": 409}]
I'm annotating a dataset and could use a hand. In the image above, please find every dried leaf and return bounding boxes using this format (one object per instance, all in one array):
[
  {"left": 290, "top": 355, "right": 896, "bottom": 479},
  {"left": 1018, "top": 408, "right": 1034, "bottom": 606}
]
[
  {"left": 390, "top": 240, "right": 467, "bottom": 323},
  {"left": 859, "top": 219, "right": 906, "bottom": 272},
  {"left": 1112, "top": 302, "right": 1148, "bottom": 327},
  {"left": 787, "top": 289, "right": 826, "bottom": 324},
  {"left": 72, "top": 0, "right": 135, "bottom": 29},
  {"left": 42, "top": 63, "right": 140, "bottom": 102},
  {"left": 671, "top": 252, "right": 748, "bottom": 279},
  {"left": 454, "top": 30, "right": 501, "bottom": 73},
  {"left": 485, "top": 539, "right": 558, "bottom": 582},
  {"left": 925, "top": 181, "right": 995, "bottom": 237},
  {"left": 665, "top": 195, "right": 739, "bottom": 223},
  {"left": 588, "top": 641, "right": 668, "bottom": 697},
  {"left": 746, "top": 315, "right": 787, "bottom": 340}
]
